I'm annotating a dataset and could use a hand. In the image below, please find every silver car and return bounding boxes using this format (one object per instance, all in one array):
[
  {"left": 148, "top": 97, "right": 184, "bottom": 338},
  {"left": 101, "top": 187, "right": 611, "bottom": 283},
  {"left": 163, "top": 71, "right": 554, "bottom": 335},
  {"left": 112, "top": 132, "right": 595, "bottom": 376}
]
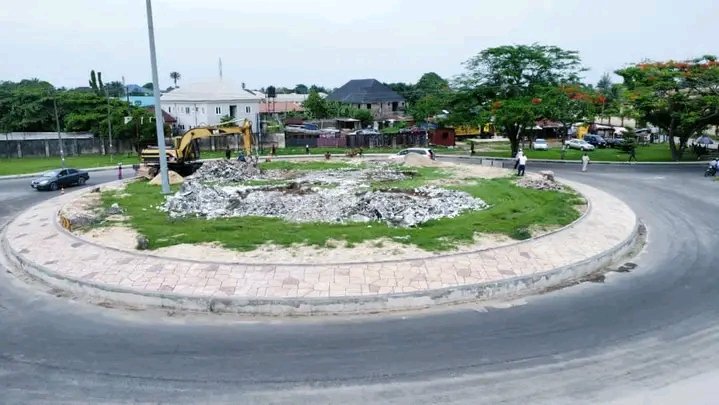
[{"left": 566, "top": 139, "right": 595, "bottom": 151}]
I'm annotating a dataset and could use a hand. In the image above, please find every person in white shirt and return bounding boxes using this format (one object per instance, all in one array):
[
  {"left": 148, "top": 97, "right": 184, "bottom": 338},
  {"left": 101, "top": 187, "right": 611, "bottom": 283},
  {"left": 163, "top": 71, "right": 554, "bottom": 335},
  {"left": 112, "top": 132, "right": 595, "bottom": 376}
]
[
  {"left": 514, "top": 149, "right": 524, "bottom": 170},
  {"left": 517, "top": 154, "right": 528, "bottom": 176},
  {"left": 581, "top": 153, "right": 590, "bottom": 172}
]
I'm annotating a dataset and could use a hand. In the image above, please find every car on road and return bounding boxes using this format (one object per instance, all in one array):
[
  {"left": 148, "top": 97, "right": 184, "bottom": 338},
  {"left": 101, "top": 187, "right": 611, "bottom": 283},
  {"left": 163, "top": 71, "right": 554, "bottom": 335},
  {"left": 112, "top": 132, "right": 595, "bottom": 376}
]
[
  {"left": 31, "top": 168, "right": 89, "bottom": 191},
  {"left": 532, "top": 138, "right": 549, "bottom": 150},
  {"left": 565, "top": 139, "right": 595, "bottom": 151},
  {"left": 389, "top": 147, "right": 436, "bottom": 160},
  {"left": 583, "top": 134, "right": 607, "bottom": 148}
]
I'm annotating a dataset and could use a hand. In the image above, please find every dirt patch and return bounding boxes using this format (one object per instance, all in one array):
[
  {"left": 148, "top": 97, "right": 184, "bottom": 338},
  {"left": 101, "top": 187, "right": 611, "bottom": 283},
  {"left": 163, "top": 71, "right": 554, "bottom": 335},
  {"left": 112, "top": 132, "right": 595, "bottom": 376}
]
[
  {"left": 150, "top": 170, "right": 184, "bottom": 185},
  {"left": 79, "top": 226, "right": 525, "bottom": 264},
  {"left": 80, "top": 226, "right": 139, "bottom": 250}
]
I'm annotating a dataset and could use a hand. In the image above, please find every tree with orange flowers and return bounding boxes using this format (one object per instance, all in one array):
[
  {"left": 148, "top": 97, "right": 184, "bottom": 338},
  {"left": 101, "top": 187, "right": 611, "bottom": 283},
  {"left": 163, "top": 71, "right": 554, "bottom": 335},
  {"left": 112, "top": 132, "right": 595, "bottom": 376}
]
[
  {"left": 616, "top": 56, "right": 719, "bottom": 160},
  {"left": 454, "top": 44, "right": 586, "bottom": 156}
]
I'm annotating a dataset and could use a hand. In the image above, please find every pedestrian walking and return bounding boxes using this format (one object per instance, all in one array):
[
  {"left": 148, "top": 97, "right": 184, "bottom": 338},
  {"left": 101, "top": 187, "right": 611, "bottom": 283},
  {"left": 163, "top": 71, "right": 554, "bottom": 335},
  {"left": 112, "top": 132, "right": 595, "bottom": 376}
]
[
  {"left": 517, "top": 154, "right": 527, "bottom": 176},
  {"left": 305, "top": 144, "right": 310, "bottom": 155},
  {"left": 514, "top": 149, "right": 524, "bottom": 170},
  {"left": 225, "top": 146, "right": 231, "bottom": 160},
  {"left": 581, "top": 153, "right": 590, "bottom": 172},
  {"left": 560, "top": 144, "right": 567, "bottom": 160},
  {"left": 271, "top": 144, "right": 277, "bottom": 156},
  {"left": 628, "top": 146, "right": 637, "bottom": 162}
]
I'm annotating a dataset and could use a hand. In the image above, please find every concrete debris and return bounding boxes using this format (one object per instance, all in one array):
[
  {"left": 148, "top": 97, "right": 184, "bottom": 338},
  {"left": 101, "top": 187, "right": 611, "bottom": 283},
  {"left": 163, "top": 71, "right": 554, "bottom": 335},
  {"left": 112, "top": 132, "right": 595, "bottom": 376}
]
[
  {"left": 106, "top": 202, "right": 123, "bottom": 216},
  {"left": 136, "top": 235, "right": 149, "bottom": 250},
  {"left": 189, "top": 160, "right": 260, "bottom": 182},
  {"left": 161, "top": 165, "right": 487, "bottom": 227},
  {"left": 150, "top": 170, "right": 184, "bottom": 185},
  {"left": 516, "top": 176, "right": 563, "bottom": 191},
  {"left": 539, "top": 170, "right": 555, "bottom": 181}
]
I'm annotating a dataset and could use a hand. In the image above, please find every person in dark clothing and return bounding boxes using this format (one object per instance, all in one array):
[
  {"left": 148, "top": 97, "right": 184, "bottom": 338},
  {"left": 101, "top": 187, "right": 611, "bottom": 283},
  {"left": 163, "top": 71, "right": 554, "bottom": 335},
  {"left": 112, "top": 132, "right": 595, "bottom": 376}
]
[
  {"left": 225, "top": 146, "right": 231, "bottom": 160},
  {"left": 628, "top": 146, "right": 637, "bottom": 162},
  {"left": 271, "top": 144, "right": 277, "bottom": 156}
]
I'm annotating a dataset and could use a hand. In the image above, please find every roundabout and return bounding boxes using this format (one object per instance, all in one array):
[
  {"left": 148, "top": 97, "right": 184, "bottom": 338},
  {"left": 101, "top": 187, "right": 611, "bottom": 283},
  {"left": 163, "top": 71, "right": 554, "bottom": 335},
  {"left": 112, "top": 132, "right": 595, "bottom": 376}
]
[
  {"left": 2, "top": 158, "right": 638, "bottom": 315},
  {"left": 0, "top": 158, "right": 717, "bottom": 403}
]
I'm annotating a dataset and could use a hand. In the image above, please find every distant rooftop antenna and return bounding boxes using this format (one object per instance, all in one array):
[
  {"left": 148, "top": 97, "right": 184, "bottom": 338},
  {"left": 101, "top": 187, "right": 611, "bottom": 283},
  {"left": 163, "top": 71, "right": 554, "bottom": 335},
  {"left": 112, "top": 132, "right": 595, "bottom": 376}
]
[{"left": 218, "top": 57, "right": 223, "bottom": 80}]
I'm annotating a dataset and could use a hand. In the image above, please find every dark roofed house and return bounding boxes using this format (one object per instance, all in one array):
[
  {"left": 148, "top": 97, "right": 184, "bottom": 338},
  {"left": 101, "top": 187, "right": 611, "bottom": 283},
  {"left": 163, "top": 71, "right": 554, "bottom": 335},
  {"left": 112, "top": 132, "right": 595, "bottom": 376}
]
[{"left": 327, "top": 79, "right": 405, "bottom": 119}]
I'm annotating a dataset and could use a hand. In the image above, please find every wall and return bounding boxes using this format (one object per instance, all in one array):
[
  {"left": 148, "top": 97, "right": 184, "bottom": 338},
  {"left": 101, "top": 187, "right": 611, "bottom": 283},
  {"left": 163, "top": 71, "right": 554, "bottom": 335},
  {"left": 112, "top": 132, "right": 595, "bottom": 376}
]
[{"left": 0, "top": 137, "right": 137, "bottom": 159}]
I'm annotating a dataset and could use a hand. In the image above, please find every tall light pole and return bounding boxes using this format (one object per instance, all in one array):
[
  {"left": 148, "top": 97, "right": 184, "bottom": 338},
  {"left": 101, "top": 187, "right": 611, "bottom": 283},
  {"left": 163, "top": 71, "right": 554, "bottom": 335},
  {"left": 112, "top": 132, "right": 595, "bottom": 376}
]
[
  {"left": 105, "top": 89, "right": 113, "bottom": 161},
  {"left": 52, "top": 95, "right": 66, "bottom": 168},
  {"left": 145, "top": 0, "right": 170, "bottom": 194}
]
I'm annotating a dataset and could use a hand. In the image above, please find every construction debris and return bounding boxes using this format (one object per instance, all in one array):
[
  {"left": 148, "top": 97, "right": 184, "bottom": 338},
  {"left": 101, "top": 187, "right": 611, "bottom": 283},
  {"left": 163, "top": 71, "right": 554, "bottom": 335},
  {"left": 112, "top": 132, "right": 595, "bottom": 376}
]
[
  {"left": 516, "top": 175, "right": 564, "bottom": 191},
  {"left": 188, "top": 160, "right": 260, "bottom": 182},
  {"left": 162, "top": 182, "right": 486, "bottom": 227},
  {"left": 160, "top": 163, "right": 487, "bottom": 227}
]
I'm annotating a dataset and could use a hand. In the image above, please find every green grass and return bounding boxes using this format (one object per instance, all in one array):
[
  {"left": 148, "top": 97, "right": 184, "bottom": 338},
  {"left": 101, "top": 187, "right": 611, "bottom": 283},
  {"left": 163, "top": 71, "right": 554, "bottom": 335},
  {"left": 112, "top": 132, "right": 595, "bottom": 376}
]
[
  {"left": 476, "top": 143, "right": 698, "bottom": 162},
  {"left": 372, "top": 166, "right": 448, "bottom": 189},
  {"left": 0, "top": 154, "right": 140, "bottom": 176},
  {"left": 101, "top": 177, "right": 581, "bottom": 253},
  {"left": 258, "top": 160, "right": 359, "bottom": 171}
]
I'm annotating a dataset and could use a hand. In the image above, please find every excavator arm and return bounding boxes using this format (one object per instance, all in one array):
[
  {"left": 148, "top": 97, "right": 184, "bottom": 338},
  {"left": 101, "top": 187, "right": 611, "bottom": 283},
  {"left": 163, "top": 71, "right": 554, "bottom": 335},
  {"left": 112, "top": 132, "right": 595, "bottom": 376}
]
[{"left": 176, "top": 126, "right": 244, "bottom": 159}]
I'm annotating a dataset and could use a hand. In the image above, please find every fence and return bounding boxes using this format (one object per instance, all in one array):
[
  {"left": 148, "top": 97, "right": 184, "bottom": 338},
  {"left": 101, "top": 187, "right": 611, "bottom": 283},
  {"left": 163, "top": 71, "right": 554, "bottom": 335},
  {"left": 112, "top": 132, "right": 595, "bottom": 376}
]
[{"left": 0, "top": 136, "right": 137, "bottom": 159}]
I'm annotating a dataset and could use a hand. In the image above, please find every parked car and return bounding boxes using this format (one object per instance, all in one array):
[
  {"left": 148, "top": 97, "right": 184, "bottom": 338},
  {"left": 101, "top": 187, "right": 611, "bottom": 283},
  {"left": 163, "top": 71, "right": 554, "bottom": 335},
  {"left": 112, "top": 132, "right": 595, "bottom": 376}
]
[
  {"left": 565, "top": 139, "right": 595, "bottom": 151},
  {"left": 31, "top": 168, "right": 89, "bottom": 191},
  {"left": 390, "top": 148, "right": 436, "bottom": 160},
  {"left": 583, "top": 134, "right": 607, "bottom": 148},
  {"left": 605, "top": 136, "right": 625, "bottom": 148},
  {"left": 349, "top": 129, "right": 380, "bottom": 136},
  {"left": 532, "top": 138, "right": 549, "bottom": 150}
]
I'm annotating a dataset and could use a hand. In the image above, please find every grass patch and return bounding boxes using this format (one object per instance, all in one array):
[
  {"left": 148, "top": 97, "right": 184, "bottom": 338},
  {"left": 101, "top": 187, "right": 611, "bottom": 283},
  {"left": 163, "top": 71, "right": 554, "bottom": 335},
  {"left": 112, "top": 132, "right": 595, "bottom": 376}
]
[
  {"left": 258, "top": 160, "right": 358, "bottom": 171},
  {"left": 102, "top": 177, "right": 580, "bottom": 252},
  {"left": 373, "top": 166, "right": 447, "bottom": 189},
  {"left": 476, "top": 143, "right": 698, "bottom": 162},
  {"left": 0, "top": 154, "right": 140, "bottom": 176}
]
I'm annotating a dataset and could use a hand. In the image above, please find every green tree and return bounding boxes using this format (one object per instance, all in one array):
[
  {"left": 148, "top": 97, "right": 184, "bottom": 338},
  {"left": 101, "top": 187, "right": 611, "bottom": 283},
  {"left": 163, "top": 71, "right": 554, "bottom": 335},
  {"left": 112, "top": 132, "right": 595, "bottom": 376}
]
[
  {"left": 104, "top": 81, "right": 125, "bottom": 97},
  {"left": 455, "top": 44, "right": 586, "bottom": 156},
  {"left": 616, "top": 56, "right": 719, "bottom": 160},
  {"left": 408, "top": 95, "right": 444, "bottom": 122},
  {"left": 294, "top": 84, "right": 309, "bottom": 94},
  {"left": 386, "top": 82, "right": 416, "bottom": 104},
  {"left": 169, "top": 71, "right": 181, "bottom": 88},
  {"left": 303, "top": 90, "right": 329, "bottom": 119},
  {"left": 415, "top": 72, "right": 450, "bottom": 98},
  {"left": 539, "top": 84, "right": 599, "bottom": 136},
  {"left": 309, "top": 84, "right": 329, "bottom": 94},
  {"left": 142, "top": 82, "right": 153, "bottom": 90},
  {"left": 219, "top": 114, "right": 234, "bottom": 127}
]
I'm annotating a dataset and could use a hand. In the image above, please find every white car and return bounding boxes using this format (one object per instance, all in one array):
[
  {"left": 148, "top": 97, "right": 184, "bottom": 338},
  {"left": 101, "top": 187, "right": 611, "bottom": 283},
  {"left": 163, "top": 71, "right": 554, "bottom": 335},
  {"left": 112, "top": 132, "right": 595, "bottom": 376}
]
[
  {"left": 389, "top": 148, "right": 436, "bottom": 160},
  {"left": 566, "top": 139, "right": 595, "bottom": 151},
  {"left": 533, "top": 138, "right": 549, "bottom": 150}
]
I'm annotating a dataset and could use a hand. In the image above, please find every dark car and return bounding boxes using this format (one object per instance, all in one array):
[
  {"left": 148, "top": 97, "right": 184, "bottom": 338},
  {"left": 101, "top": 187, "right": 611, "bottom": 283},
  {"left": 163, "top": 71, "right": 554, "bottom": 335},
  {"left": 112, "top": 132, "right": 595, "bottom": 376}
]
[
  {"left": 31, "top": 168, "right": 89, "bottom": 191},
  {"left": 584, "top": 134, "right": 608, "bottom": 148}
]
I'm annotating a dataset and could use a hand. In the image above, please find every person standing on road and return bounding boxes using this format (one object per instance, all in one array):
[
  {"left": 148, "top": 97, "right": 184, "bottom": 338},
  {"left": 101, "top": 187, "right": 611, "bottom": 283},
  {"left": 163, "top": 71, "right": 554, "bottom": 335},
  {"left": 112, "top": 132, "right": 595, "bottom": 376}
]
[
  {"left": 517, "top": 154, "right": 528, "bottom": 176},
  {"left": 581, "top": 153, "right": 590, "bottom": 172},
  {"left": 561, "top": 143, "right": 567, "bottom": 160}
]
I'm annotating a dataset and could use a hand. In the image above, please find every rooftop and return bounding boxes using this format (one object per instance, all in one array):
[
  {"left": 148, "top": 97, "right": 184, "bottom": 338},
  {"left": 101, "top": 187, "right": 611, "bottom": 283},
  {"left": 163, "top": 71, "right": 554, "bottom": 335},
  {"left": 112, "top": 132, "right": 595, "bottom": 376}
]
[
  {"left": 326, "top": 79, "right": 404, "bottom": 104},
  {"left": 161, "top": 79, "right": 263, "bottom": 102}
]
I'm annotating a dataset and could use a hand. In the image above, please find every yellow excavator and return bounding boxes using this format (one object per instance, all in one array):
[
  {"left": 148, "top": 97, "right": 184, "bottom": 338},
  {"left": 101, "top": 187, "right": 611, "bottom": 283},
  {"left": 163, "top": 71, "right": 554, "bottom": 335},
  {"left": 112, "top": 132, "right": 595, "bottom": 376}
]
[{"left": 140, "top": 119, "right": 253, "bottom": 176}]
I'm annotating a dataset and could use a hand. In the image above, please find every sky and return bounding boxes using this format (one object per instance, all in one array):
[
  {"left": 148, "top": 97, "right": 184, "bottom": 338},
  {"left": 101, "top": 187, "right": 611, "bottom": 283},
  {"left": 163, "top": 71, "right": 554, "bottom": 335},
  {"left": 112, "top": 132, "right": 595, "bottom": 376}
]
[{"left": 1, "top": 0, "right": 718, "bottom": 90}]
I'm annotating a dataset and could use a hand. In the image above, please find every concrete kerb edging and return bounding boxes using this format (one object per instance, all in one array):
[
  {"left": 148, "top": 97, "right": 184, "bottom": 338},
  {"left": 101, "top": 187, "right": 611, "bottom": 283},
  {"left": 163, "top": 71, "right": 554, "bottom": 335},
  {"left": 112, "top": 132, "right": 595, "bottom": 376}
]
[
  {"left": 0, "top": 172, "right": 641, "bottom": 316},
  {"left": 52, "top": 176, "right": 593, "bottom": 267},
  {"left": 1, "top": 218, "right": 641, "bottom": 316},
  {"left": 440, "top": 154, "right": 708, "bottom": 166}
]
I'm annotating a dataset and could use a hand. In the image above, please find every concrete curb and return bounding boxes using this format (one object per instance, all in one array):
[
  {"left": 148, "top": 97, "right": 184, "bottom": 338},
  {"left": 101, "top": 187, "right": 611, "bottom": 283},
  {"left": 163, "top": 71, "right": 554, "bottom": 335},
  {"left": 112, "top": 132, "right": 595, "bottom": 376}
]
[
  {"left": 1, "top": 220, "right": 640, "bottom": 316},
  {"left": 0, "top": 183, "right": 640, "bottom": 316}
]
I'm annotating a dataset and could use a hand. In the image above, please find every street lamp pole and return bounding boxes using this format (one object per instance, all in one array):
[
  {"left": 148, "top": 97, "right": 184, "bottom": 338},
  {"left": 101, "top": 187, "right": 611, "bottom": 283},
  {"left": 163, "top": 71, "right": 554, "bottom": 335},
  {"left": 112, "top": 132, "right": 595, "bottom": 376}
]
[
  {"left": 105, "top": 89, "right": 113, "bottom": 162},
  {"left": 52, "top": 96, "right": 65, "bottom": 168},
  {"left": 145, "top": 0, "right": 170, "bottom": 194}
]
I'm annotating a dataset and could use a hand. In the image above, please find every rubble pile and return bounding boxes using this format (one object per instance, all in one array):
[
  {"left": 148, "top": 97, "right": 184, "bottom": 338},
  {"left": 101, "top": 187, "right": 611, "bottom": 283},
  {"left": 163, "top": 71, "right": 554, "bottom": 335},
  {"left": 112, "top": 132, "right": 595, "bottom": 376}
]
[
  {"left": 189, "top": 160, "right": 261, "bottom": 182},
  {"left": 162, "top": 182, "right": 486, "bottom": 227},
  {"left": 516, "top": 176, "right": 564, "bottom": 191}
]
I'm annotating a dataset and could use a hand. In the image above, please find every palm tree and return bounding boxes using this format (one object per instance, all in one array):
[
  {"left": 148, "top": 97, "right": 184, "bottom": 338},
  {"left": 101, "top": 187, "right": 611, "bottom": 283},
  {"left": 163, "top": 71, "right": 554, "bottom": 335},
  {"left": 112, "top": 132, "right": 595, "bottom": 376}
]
[{"left": 169, "top": 71, "right": 181, "bottom": 88}]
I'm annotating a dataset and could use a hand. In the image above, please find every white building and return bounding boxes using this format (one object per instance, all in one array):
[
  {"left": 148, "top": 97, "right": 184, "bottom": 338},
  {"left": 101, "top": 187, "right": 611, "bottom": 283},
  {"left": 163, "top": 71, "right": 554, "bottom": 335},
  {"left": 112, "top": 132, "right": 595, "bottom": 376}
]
[{"left": 161, "top": 79, "right": 263, "bottom": 131}]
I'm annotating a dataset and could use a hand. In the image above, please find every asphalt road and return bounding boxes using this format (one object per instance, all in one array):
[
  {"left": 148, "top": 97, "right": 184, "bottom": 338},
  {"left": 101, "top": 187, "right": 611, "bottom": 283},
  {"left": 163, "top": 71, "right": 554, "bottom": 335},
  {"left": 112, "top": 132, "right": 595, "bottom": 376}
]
[{"left": 1, "top": 162, "right": 718, "bottom": 404}]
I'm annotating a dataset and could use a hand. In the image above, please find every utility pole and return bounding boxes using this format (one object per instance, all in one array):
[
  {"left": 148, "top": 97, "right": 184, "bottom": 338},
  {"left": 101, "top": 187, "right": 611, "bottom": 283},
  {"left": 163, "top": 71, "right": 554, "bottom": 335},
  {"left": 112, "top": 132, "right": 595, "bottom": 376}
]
[
  {"left": 105, "top": 89, "right": 113, "bottom": 161},
  {"left": 145, "top": 0, "right": 170, "bottom": 194},
  {"left": 52, "top": 96, "right": 65, "bottom": 168}
]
